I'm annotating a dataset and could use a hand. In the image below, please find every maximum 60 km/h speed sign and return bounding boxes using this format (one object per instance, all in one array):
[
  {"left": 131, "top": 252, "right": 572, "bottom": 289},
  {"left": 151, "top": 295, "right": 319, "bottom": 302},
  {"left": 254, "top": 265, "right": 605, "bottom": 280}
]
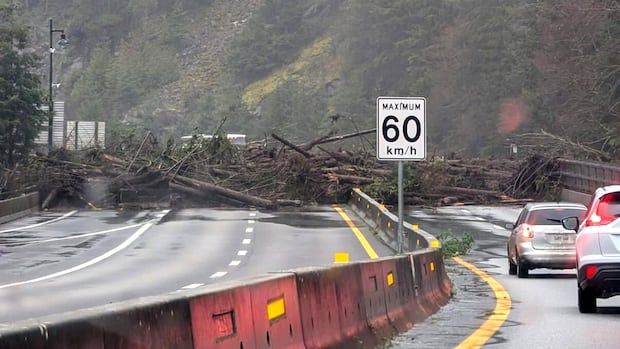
[{"left": 376, "top": 97, "right": 426, "bottom": 161}]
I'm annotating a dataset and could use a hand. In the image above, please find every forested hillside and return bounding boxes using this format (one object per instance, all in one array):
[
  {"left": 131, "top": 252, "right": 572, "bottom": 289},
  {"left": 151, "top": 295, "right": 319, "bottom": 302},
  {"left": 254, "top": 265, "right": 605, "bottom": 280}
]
[{"left": 16, "top": 0, "right": 619, "bottom": 158}]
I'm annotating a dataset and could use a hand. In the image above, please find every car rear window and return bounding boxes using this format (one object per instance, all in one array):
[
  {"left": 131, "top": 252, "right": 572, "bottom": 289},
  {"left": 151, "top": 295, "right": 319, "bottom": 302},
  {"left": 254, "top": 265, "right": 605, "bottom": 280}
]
[
  {"left": 526, "top": 208, "right": 586, "bottom": 226},
  {"left": 597, "top": 193, "right": 620, "bottom": 218}
]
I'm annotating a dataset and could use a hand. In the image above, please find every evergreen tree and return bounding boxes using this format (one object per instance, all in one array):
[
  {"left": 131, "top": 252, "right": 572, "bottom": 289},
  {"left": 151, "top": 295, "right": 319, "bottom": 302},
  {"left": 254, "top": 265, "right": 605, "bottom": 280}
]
[{"left": 0, "top": 4, "right": 46, "bottom": 166}]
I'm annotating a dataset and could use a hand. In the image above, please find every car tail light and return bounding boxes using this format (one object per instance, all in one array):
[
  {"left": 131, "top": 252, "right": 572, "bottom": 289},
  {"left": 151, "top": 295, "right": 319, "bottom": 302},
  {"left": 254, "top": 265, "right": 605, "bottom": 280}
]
[
  {"left": 585, "top": 265, "right": 597, "bottom": 280},
  {"left": 585, "top": 212, "right": 616, "bottom": 226},
  {"left": 521, "top": 224, "right": 534, "bottom": 239},
  {"left": 586, "top": 194, "right": 617, "bottom": 226}
]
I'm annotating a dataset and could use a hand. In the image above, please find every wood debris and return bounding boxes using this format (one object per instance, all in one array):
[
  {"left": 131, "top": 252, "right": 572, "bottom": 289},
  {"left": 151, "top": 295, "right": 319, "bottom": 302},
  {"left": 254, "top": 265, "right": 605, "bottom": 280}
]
[{"left": 0, "top": 129, "right": 564, "bottom": 209}]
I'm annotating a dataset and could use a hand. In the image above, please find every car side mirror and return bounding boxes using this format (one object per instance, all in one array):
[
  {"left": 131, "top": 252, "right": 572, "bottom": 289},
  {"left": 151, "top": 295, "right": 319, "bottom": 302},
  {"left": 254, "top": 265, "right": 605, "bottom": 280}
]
[
  {"left": 562, "top": 217, "right": 579, "bottom": 232},
  {"left": 505, "top": 223, "right": 514, "bottom": 230}
]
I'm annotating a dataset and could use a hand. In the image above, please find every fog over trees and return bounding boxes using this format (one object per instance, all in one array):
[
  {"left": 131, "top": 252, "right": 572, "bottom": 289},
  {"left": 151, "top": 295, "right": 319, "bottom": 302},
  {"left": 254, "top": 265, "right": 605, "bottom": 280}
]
[{"left": 12, "top": 0, "right": 620, "bottom": 158}]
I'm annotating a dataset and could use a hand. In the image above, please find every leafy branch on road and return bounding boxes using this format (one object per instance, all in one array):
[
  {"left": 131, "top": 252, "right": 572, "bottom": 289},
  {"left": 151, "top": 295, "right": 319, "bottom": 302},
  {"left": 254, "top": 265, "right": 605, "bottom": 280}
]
[{"left": 438, "top": 232, "right": 474, "bottom": 257}]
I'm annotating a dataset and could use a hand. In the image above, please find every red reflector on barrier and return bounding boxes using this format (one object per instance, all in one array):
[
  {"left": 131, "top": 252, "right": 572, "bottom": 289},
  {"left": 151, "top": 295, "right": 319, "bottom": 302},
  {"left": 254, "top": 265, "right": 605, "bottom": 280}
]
[{"left": 213, "top": 311, "right": 236, "bottom": 339}]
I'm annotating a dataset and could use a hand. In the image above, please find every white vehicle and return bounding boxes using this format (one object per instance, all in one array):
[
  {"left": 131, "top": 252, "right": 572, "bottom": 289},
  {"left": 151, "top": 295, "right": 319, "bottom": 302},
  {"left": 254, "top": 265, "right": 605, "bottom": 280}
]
[
  {"left": 562, "top": 185, "right": 620, "bottom": 313},
  {"left": 180, "top": 134, "right": 246, "bottom": 146}
]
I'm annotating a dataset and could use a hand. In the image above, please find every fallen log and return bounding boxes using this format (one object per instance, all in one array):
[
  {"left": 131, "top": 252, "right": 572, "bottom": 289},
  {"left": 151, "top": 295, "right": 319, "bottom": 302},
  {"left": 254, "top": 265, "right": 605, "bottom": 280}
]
[
  {"left": 436, "top": 186, "right": 504, "bottom": 197},
  {"left": 42, "top": 188, "right": 59, "bottom": 209},
  {"left": 169, "top": 182, "right": 247, "bottom": 207},
  {"left": 272, "top": 133, "right": 313, "bottom": 158},
  {"left": 318, "top": 147, "right": 353, "bottom": 163},
  {"left": 109, "top": 171, "right": 160, "bottom": 193},
  {"left": 102, "top": 154, "right": 128, "bottom": 167},
  {"left": 173, "top": 175, "right": 275, "bottom": 208},
  {"left": 326, "top": 173, "right": 373, "bottom": 185},
  {"left": 303, "top": 129, "right": 376, "bottom": 149}
]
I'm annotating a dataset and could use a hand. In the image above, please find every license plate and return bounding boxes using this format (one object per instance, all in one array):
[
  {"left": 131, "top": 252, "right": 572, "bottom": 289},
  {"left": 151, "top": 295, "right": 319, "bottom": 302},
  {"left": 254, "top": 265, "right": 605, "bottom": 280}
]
[{"left": 552, "top": 235, "right": 573, "bottom": 243}]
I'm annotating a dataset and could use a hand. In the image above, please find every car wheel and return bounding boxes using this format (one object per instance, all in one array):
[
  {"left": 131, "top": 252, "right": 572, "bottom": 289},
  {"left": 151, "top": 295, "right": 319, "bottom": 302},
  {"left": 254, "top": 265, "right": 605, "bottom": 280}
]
[
  {"left": 578, "top": 287, "right": 597, "bottom": 313},
  {"left": 508, "top": 258, "right": 517, "bottom": 275},
  {"left": 517, "top": 261, "right": 529, "bottom": 278}
]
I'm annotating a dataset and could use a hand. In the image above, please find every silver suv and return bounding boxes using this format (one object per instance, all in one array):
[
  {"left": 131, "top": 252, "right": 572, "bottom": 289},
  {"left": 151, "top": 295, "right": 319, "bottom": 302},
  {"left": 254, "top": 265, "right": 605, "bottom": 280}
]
[
  {"left": 562, "top": 185, "right": 620, "bottom": 313},
  {"left": 507, "top": 202, "right": 586, "bottom": 278}
]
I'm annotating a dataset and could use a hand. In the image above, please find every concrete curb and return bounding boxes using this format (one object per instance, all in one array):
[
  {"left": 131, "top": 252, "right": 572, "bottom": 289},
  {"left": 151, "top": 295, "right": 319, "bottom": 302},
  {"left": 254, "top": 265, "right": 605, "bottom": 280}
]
[{"left": 0, "top": 192, "right": 40, "bottom": 224}]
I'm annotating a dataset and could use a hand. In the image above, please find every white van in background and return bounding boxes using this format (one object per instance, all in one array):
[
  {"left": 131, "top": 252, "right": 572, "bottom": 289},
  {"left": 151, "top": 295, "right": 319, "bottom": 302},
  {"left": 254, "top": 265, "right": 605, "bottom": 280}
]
[{"left": 180, "top": 134, "right": 246, "bottom": 146}]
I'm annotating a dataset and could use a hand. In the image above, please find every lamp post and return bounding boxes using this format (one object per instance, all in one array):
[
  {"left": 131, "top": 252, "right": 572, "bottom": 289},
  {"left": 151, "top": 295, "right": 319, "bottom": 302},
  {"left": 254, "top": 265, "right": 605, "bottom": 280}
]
[{"left": 48, "top": 18, "right": 67, "bottom": 152}]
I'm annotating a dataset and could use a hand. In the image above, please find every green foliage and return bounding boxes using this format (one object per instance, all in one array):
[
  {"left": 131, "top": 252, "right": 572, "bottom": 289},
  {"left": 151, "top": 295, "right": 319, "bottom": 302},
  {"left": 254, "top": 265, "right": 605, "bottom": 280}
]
[
  {"left": 229, "top": 0, "right": 341, "bottom": 84},
  {"left": 529, "top": 1, "right": 619, "bottom": 158},
  {"left": 252, "top": 80, "right": 329, "bottom": 141},
  {"left": 69, "top": 37, "right": 179, "bottom": 123},
  {"left": 363, "top": 165, "right": 422, "bottom": 204},
  {"left": 0, "top": 3, "right": 45, "bottom": 166},
  {"left": 437, "top": 232, "right": 474, "bottom": 257}
]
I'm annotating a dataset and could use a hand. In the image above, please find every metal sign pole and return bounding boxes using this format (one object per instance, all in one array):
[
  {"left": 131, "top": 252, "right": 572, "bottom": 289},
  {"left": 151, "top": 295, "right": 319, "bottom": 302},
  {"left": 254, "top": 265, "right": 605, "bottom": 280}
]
[{"left": 397, "top": 161, "right": 404, "bottom": 253}]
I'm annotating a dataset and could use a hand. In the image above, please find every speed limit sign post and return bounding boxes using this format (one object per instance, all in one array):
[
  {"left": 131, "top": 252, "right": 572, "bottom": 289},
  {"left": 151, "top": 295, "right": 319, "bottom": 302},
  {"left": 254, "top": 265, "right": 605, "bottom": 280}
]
[{"left": 377, "top": 97, "right": 426, "bottom": 253}]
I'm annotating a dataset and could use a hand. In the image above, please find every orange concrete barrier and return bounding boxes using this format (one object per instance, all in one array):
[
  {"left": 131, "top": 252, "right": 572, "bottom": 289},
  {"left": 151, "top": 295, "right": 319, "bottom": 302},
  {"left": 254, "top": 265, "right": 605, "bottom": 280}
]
[
  {"left": 97, "top": 298, "right": 194, "bottom": 349},
  {"left": 0, "top": 297, "right": 194, "bottom": 349},
  {"left": 189, "top": 284, "right": 255, "bottom": 349},
  {"left": 247, "top": 274, "right": 304, "bottom": 349},
  {"left": 330, "top": 263, "right": 378, "bottom": 348},
  {"left": 385, "top": 256, "right": 417, "bottom": 331},
  {"left": 358, "top": 260, "right": 393, "bottom": 339},
  {"left": 294, "top": 267, "right": 343, "bottom": 349}
]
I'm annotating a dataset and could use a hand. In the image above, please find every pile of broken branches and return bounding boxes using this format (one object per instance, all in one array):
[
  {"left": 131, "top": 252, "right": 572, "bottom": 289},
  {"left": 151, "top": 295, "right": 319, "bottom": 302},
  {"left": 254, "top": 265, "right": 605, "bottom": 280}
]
[
  {"left": 39, "top": 129, "right": 389, "bottom": 209},
  {"left": 20, "top": 128, "right": 561, "bottom": 209}
]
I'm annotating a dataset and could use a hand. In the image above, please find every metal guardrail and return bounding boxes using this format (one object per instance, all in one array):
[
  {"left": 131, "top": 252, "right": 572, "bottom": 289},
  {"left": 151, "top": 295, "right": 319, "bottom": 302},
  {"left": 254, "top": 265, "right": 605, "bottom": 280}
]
[{"left": 558, "top": 159, "right": 620, "bottom": 194}]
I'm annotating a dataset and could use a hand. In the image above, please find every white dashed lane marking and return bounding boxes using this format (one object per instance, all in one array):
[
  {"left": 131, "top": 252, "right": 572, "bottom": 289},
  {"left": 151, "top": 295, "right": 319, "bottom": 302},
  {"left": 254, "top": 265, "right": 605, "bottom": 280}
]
[
  {"left": 229, "top": 260, "right": 241, "bottom": 266},
  {"left": 237, "top": 250, "right": 248, "bottom": 256},
  {"left": 181, "top": 283, "right": 203, "bottom": 289},
  {"left": 249, "top": 212, "right": 257, "bottom": 217},
  {"left": 210, "top": 271, "right": 227, "bottom": 279},
  {"left": 242, "top": 239, "right": 251, "bottom": 245},
  {"left": 245, "top": 227, "right": 254, "bottom": 233}
]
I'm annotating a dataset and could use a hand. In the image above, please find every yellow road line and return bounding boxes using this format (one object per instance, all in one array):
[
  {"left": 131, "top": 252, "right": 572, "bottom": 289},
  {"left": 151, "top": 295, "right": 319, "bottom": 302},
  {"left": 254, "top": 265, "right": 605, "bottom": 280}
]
[
  {"left": 333, "top": 206, "right": 379, "bottom": 259},
  {"left": 453, "top": 256, "right": 511, "bottom": 349}
]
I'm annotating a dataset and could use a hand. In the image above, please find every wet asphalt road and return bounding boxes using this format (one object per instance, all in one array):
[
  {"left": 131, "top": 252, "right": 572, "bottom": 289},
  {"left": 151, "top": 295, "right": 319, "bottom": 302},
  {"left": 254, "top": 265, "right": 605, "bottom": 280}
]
[
  {"left": 391, "top": 205, "right": 620, "bottom": 349},
  {"left": 0, "top": 206, "right": 392, "bottom": 325}
]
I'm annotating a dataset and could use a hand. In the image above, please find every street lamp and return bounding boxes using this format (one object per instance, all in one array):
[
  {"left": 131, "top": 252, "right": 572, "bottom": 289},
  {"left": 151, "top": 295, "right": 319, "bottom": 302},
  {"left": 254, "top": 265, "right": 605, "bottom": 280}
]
[{"left": 48, "top": 18, "right": 68, "bottom": 152}]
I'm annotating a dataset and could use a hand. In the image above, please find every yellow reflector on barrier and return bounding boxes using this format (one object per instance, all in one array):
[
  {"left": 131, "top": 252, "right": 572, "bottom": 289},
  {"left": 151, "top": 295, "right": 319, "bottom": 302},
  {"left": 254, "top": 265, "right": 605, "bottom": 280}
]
[
  {"left": 267, "top": 297, "right": 286, "bottom": 321},
  {"left": 430, "top": 262, "right": 435, "bottom": 272},
  {"left": 412, "top": 224, "right": 419, "bottom": 230},
  {"left": 430, "top": 240, "right": 441, "bottom": 248},
  {"left": 354, "top": 188, "right": 361, "bottom": 192},
  {"left": 334, "top": 252, "right": 350, "bottom": 264},
  {"left": 386, "top": 272, "right": 395, "bottom": 286},
  {"left": 379, "top": 204, "right": 385, "bottom": 210},
  {"left": 387, "top": 222, "right": 391, "bottom": 229}
]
